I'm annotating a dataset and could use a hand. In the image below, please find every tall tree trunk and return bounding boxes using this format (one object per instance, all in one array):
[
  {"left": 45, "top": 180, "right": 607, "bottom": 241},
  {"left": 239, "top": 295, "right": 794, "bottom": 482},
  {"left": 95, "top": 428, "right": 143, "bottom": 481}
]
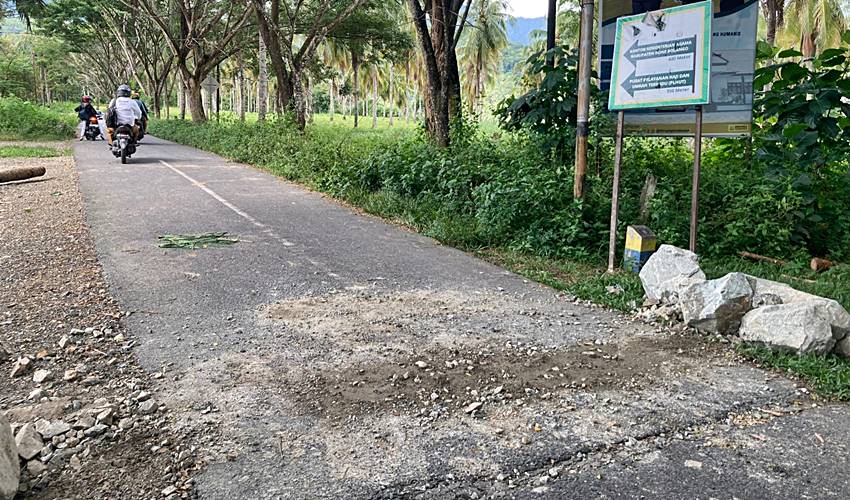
[
  {"left": 186, "top": 77, "right": 206, "bottom": 122},
  {"left": 306, "top": 76, "right": 314, "bottom": 124},
  {"left": 178, "top": 74, "right": 187, "bottom": 120},
  {"left": 765, "top": 1, "right": 778, "bottom": 46},
  {"left": 329, "top": 76, "right": 336, "bottom": 121},
  {"left": 546, "top": 0, "right": 557, "bottom": 65},
  {"left": 404, "top": 63, "right": 411, "bottom": 124},
  {"left": 292, "top": 69, "right": 308, "bottom": 130},
  {"left": 802, "top": 34, "right": 816, "bottom": 61},
  {"left": 352, "top": 51, "right": 360, "bottom": 128},
  {"left": 406, "top": 0, "right": 465, "bottom": 147},
  {"left": 258, "top": 33, "right": 268, "bottom": 122},
  {"left": 30, "top": 50, "right": 40, "bottom": 104},
  {"left": 153, "top": 92, "right": 162, "bottom": 119},
  {"left": 237, "top": 51, "right": 246, "bottom": 122},
  {"left": 389, "top": 66, "right": 395, "bottom": 128},
  {"left": 372, "top": 66, "right": 378, "bottom": 129}
]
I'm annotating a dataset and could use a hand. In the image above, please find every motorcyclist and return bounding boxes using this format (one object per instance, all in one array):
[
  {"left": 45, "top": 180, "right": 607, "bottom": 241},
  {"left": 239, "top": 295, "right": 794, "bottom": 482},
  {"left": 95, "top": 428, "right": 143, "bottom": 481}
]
[
  {"left": 105, "top": 84, "right": 142, "bottom": 147},
  {"left": 74, "top": 96, "right": 99, "bottom": 141},
  {"left": 131, "top": 90, "right": 149, "bottom": 138}
]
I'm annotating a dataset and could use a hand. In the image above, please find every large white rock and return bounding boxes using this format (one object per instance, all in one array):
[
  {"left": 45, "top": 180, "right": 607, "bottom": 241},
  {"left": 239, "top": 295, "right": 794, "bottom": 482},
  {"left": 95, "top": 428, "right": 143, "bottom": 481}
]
[
  {"left": 739, "top": 299, "right": 849, "bottom": 355},
  {"left": 746, "top": 276, "right": 817, "bottom": 305},
  {"left": 681, "top": 272, "right": 753, "bottom": 334},
  {"left": 0, "top": 412, "right": 19, "bottom": 500},
  {"left": 14, "top": 423, "right": 42, "bottom": 461},
  {"left": 639, "top": 245, "right": 706, "bottom": 303}
]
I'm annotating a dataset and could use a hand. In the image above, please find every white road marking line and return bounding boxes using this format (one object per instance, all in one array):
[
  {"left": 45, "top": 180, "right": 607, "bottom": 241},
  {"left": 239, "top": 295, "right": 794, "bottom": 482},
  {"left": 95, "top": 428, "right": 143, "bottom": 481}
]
[{"left": 159, "top": 160, "right": 295, "bottom": 247}]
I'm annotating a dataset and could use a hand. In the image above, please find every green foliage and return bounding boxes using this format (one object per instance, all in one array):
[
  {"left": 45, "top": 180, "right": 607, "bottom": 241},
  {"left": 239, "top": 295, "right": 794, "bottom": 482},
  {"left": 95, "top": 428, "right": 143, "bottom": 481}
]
[
  {"left": 494, "top": 46, "right": 580, "bottom": 153},
  {"left": 737, "top": 343, "right": 850, "bottom": 400},
  {"left": 0, "top": 97, "right": 76, "bottom": 139},
  {"left": 0, "top": 145, "right": 69, "bottom": 157},
  {"left": 476, "top": 249, "right": 643, "bottom": 312},
  {"left": 753, "top": 36, "right": 850, "bottom": 259},
  {"left": 755, "top": 41, "right": 850, "bottom": 170}
]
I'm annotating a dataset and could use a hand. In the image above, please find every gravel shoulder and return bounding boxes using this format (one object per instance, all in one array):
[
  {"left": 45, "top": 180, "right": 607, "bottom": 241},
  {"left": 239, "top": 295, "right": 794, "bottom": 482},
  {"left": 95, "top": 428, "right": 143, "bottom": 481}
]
[{"left": 1, "top": 152, "right": 197, "bottom": 498}]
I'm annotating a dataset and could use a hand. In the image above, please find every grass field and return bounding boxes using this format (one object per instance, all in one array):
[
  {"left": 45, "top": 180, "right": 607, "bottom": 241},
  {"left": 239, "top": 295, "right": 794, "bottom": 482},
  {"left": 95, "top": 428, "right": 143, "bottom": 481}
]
[
  {"left": 160, "top": 108, "right": 421, "bottom": 129},
  {"left": 0, "top": 145, "right": 71, "bottom": 158}
]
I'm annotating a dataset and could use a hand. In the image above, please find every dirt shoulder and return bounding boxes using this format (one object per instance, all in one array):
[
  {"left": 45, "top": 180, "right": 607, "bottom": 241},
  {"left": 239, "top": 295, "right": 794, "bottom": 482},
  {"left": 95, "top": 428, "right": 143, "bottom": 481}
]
[{"left": 0, "top": 151, "right": 199, "bottom": 498}]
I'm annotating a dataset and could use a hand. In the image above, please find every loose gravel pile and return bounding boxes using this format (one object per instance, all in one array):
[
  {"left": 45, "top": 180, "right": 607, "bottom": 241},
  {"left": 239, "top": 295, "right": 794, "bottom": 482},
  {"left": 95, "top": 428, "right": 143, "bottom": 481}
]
[{"left": 0, "top": 152, "right": 200, "bottom": 498}]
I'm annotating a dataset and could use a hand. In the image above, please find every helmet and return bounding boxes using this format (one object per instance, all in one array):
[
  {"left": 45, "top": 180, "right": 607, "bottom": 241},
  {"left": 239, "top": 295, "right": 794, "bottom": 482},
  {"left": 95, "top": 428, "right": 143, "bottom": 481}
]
[
  {"left": 116, "top": 84, "right": 131, "bottom": 98},
  {"left": 82, "top": 95, "right": 91, "bottom": 103},
  {"left": 131, "top": 91, "right": 140, "bottom": 99}
]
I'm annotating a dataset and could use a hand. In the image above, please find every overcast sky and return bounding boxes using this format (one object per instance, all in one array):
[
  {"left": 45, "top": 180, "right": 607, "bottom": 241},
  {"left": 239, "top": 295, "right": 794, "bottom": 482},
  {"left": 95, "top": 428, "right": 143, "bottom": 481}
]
[{"left": 506, "top": 0, "right": 550, "bottom": 18}]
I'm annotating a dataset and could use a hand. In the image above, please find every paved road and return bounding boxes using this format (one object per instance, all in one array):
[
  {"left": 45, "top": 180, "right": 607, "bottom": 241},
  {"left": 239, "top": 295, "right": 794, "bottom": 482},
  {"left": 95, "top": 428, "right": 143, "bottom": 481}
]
[{"left": 73, "top": 137, "right": 849, "bottom": 499}]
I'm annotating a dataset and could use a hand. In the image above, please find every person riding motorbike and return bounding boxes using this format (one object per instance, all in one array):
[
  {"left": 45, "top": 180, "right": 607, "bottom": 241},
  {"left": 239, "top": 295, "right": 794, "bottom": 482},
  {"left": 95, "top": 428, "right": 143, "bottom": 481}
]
[
  {"left": 105, "top": 84, "right": 142, "bottom": 147},
  {"left": 131, "top": 90, "right": 149, "bottom": 139},
  {"left": 74, "top": 96, "right": 99, "bottom": 141}
]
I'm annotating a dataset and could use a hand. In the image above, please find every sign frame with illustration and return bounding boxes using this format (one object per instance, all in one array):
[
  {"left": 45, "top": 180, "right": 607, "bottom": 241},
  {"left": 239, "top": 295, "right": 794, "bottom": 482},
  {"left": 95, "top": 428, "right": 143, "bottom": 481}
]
[
  {"left": 608, "top": 1, "right": 712, "bottom": 110},
  {"left": 599, "top": 0, "right": 759, "bottom": 137}
]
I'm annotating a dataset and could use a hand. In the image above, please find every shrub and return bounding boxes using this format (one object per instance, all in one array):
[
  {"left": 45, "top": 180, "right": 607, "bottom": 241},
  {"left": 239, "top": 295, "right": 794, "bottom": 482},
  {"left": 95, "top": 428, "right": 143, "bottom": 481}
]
[{"left": 0, "top": 97, "right": 76, "bottom": 140}]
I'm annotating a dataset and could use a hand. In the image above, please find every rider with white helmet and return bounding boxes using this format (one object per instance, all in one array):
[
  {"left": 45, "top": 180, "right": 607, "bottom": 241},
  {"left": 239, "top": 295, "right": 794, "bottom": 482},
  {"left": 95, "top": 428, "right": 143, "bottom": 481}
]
[{"left": 106, "top": 84, "right": 142, "bottom": 146}]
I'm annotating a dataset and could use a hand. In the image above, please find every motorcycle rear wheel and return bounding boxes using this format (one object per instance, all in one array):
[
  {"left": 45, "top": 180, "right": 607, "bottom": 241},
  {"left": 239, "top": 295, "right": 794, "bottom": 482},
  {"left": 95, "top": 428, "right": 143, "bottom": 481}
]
[{"left": 120, "top": 148, "right": 128, "bottom": 164}]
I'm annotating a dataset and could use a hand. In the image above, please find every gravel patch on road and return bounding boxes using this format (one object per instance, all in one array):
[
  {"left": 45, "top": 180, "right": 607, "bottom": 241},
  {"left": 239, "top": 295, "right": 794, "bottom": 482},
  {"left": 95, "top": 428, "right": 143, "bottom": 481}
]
[
  {"left": 1, "top": 153, "right": 198, "bottom": 498},
  {"left": 165, "top": 287, "right": 802, "bottom": 498}
]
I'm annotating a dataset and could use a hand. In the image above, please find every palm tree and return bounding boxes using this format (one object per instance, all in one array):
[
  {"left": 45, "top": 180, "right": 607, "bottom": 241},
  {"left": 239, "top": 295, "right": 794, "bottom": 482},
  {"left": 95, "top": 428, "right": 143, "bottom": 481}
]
[
  {"left": 3, "top": 0, "right": 44, "bottom": 28},
  {"left": 779, "top": 0, "right": 847, "bottom": 57},
  {"left": 321, "top": 40, "right": 349, "bottom": 121},
  {"left": 762, "top": 0, "right": 785, "bottom": 46},
  {"left": 458, "top": 0, "right": 509, "bottom": 114}
]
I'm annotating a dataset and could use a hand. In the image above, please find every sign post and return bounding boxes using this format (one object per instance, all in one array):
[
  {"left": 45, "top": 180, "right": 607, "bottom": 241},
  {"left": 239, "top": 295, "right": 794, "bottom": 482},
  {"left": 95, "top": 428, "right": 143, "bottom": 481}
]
[
  {"left": 201, "top": 75, "right": 219, "bottom": 121},
  {"left": 690, "top": 105, "right": 703, "bottom": 252},
  {"left": 608, "top": 110, "right": 626, "bottom": 272},
  {"left": 606, "top": 1, "right": 712, "bottom": 271}
]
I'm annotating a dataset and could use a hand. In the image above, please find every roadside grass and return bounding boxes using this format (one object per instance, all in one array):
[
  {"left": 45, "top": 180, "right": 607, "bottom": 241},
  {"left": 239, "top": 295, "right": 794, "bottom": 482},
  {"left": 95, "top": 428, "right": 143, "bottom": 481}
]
[
  {"left": 476, "top": 249, "right": 645, "bottom": 311},
  {"left": 0, "top": 97, "right": 77, "bottom": 140},
  {"left": 737, "top": 344, "right": 850, "bottom": 400},
  {"left": 0, "top": 145, "right": 71, "bottom": 158},
  {"left": 161, "top": 109, "right": 420, "bottom": 130}
]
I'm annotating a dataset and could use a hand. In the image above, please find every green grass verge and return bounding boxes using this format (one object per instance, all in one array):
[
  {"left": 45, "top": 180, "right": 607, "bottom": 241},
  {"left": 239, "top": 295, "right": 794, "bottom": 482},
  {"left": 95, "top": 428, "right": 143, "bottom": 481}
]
[
  {"left": 0, "top": 145, "right": 70, "bottom": 158},
  {"left": 737, "top": 343, "right": 850, "bottom": 400},
  {"left": 0, "top": 98, "right": 77, "bottom": 140},
  {"left": 475, "top": 249, "right": 645, "bottom": 311}
]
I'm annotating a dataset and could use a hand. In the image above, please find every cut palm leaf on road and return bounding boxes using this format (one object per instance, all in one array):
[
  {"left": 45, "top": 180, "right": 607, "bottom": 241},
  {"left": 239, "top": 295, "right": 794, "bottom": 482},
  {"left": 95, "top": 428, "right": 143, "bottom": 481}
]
[{"left": 157, "top": 232, "right": 239, "bottom": 249}]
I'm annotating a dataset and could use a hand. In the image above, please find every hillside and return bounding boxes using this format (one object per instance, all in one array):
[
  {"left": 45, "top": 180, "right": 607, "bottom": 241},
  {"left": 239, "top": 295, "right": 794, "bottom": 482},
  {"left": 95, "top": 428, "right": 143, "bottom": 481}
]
[{"left": 508, "top": 16, "right": 546, "bottom": 45}]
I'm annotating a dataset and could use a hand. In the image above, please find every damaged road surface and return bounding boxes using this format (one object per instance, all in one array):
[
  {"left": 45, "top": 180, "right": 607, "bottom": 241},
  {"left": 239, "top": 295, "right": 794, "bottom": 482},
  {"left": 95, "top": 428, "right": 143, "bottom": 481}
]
[{"left": 71, "top": 137, "right": 850, "bottom": 498}]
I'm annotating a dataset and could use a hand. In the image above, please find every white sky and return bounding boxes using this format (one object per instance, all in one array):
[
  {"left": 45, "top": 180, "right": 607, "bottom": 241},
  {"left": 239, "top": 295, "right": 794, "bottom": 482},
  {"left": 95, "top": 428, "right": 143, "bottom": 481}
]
[{"left": 506, "top": 0, "right": 550, "bottom": 19}]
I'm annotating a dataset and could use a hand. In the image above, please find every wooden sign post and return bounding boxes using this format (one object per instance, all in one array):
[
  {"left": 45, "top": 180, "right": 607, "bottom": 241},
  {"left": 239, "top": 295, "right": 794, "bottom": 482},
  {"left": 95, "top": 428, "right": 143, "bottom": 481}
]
[{"left": 605, "top": 1, "right": 712, "bottom": 271}]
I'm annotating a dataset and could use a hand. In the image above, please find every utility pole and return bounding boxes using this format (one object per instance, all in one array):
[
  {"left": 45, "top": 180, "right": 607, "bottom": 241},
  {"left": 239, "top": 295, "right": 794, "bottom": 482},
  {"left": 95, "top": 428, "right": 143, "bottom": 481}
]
[
  {"left": 546, "top": 0, "right": 557, "bottom": 65},
  {"left": 574, "top": 0, "right": 594, "bottom": 199}
]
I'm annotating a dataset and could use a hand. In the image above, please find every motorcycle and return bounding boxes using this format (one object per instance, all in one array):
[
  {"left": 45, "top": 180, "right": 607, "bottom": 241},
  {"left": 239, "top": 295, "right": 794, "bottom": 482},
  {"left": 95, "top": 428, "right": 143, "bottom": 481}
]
[
  {"left": 110, "top": 124, "right": 137, "bottom": 164},
  {"left": 84, "top": 113, "right": 103, "bottom": 141}
]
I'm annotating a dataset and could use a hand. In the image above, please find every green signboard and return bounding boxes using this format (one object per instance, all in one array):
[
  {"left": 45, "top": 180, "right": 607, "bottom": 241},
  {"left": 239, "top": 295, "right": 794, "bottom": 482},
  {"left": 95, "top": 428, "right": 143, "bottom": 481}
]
[{"left": 608, "top": 1, "right": 712, "bottom": 110}]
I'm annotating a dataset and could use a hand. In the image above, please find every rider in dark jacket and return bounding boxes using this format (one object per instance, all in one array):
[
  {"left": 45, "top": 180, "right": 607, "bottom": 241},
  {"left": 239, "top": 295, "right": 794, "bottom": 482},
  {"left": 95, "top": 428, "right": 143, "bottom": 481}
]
[{"left": 74, "top": 96, "right": 99, "bottom": 140}]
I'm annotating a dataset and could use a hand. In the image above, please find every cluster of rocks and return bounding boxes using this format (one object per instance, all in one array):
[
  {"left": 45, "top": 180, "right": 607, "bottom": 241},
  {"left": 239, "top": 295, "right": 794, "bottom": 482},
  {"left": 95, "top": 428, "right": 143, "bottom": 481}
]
[
  {"left": 638, "top": 245, "right": 850, "bottom": 356},
  {"left": 0, "top": 323, "right": 197, "bottom": 498}
]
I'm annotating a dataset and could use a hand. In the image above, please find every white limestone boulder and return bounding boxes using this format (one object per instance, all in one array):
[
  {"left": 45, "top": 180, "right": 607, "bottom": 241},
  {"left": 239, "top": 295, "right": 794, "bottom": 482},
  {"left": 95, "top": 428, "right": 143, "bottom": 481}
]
[
  {"left": 639, "top": 245, "right": 706, "bottom": 304},
  {"left": 739, "top": 299, "right": 850, "bottom": 355},
  {"left": 0, "top": 412, "right": 19, "bottom": 500},
  {"left": 680, "top": 272, "right": 753, "bottom": 334}
]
